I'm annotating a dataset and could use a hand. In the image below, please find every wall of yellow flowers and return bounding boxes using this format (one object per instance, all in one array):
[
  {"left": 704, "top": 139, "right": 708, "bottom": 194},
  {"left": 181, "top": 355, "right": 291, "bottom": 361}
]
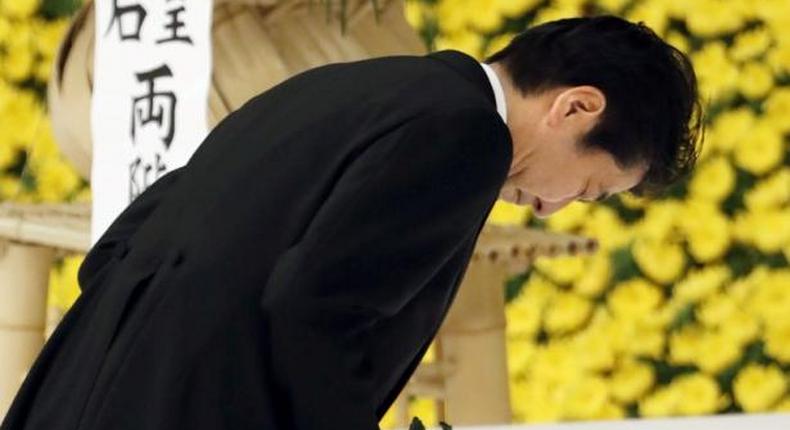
[
  {"left": 395, "top": 0, "right": 790, "bottom": 426},
  {"left": 0, "top": 0, "right": 788, "bottom": 427}
]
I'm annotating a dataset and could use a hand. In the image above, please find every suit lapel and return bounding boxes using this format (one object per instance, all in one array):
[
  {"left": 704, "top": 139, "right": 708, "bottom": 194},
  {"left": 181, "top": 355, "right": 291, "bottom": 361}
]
[{"left": 426, "top": 49, "right": 498, "bottom": 111}]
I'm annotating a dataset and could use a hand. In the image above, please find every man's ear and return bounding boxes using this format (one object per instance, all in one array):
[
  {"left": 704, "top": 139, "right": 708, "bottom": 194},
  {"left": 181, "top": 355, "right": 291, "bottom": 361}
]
[
  {"left": 564, "top": 85, "right": 606, "bottom": 119},
  {"left": 546, "top": 85, "right": 605, "bottom": 129}
]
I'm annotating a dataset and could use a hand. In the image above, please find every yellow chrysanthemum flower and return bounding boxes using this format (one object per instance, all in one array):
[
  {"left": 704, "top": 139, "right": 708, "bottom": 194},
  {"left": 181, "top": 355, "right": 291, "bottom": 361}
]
[
  {"left": 580, "top": 205, "right": 633, "bottom": 250},
  {"left": 572, "top": 327, "right": 615, "bottom": 372},
  {"left": 34, "top": 57, "right": 53, "bottom": 82},
  {"left": 544, "top": 291, "right": 592, "bottom": 334},
  {"left": 534, "top": 254, "right": 586, "bottom": 285},
  {"left": 697, "top": 292, "right": 738, "bottom": 327},
  {"left": 708, "top": 106, "right": 757, "bottom": 154},
  {"left": 618, "top": 191, "right": 648, "bottom": 209},
  {"left": 0, "top": 174, "right": 22, "bottom": 200},
  {"left": 744, "top": 167, "right": 790, "bottom": 210},
  {"left": 763, "top": 87, "right": 790, "bottom": 133},
  {"left": 671, "top": 373, "right": 728, "bottom": 415},
  {"left": 435, "top": 0, "right": 468, "bottom": 33},
  {"left": 510, "top": 377, "right": 564, "bottom": 422},
  {"left": 506, "top": 338, "right": 537, "bottom": 378},
  {"left": 404, "top": 0, "right": 430, "bottom": 29},
  {"left": 765, "top": 321, "right": 790, "bottom": 364},
  {"left": 686, "top": 0, "right": 744, "bottom": 37},
  {"left": 532, "top": 4, "right": 581, "bottom": 27},
  {"left": 775, "top": 397, "right": 790, "bottom": 412},
  {"left": 487, "top": 199, "right": 531, "bottom": 225},
  {"left": 5, "top": 17, "right": 32, "bottom": 48},
  {"left": 732, "top": 121, "right": 784, "bottom": 175},
  {"left": 632, "top": 237, "right": 686, "bottom": 285},
  {"left": 664, "top": 30, "right": 690, "bottom": 53},
  {"left": 738, "top": 61, "right": 775, "bottom": 100},
  {"left": 493, "top": 0, "right": 542, "bottom": 19},
  {"left": 572, "top": 252, "right": 611, "bottom": 298},
  {"left": 597, "top": 0, "right": 630, "bottom": 14},
  {"left": 607, "top": 277, "right": 663, "bottom": 320},
  {"left": 690, "top": 40, "right": 739, "bottom": 101},
  {"left": 47, "top": 255, "right": 83, "bottom": 311},
  {"left": 378, "top": 404, "right": 398, "bottom": 429},
  {"left": 745, "top": 268, "right": 790, "bottom": 328},
  {"left": 506, "top": 273, "right": 557, "bottom": 338},
  {"left": 732, "top": 207, "right": 790, "bottom": 253},
  {"left": 0, "top": 0, "right": 40, "bottom": 19},
  {"left": 692, "top": 330, "right": 743, "bottom": 374},
  {"left": 546, "top": 201, "right": 589, "bottom": 232},
  {"left": 3, "top": 45, "right": 34, "bottom": 82},
  {"left": 669, "top": 325, "right": 704, "bottom": 366},
  {"left": 766, "top": 43, "right": 790, "bottom": 76},
  {"left": 33, "top": 157, "right": 82, "bottom": 202},
  {"left": 623, "top": 325, "right": 665, "bottom": 360},
  {"left": 505, "top": 295, "right": 543, "bottom": 338},
  {"left": 609, "top": 358, "right": 655, "bottom": 404},
  {"left": 562, "top": 375, "right": 610, "bottom": 420},
  {"left": 639, "top": 384, "right": 679, "bottom": 417},
  {"left": 484, "top": 32, "right": 517, "bottom": 59},
  {"left": 466, "top": 0, "right": 505, "bottom": 33},
  {"left": 634, "top": 199, "right": 682, "bottom": 242},
  {"left": 730, "top": 26, "right": 773, "bottom": 62},
  {"left": 32, "top": 17, "right": 70, "bottom": 59},
  {"left": 734, "top": 363, "right": 787, "bottom": 412},
  {"left": 688, "top": 155, "right": 736, "bottom": 202},
  {"left": 434, "top": 29, "right": 484, "bottom": 58},
  {"left": 625, "top": 0, "right": 669, "bottom": 36},
  {"left": 527, "top": 339, "right": 583, "bottom": 385},
  {"left": 719, "top": 309, "right": 761, "bottom": 346},
  {"left": 678, "top": 200, "right": 731, "bottom": 263},
  {"left": 673, "top": 264, "right": 731, "bottom": 304},
  {"left": 595, "top": 401, "right": 626, "bottom": 420},
  {"left": 408, "top": 396, "right": 438, "bottom": 427}
]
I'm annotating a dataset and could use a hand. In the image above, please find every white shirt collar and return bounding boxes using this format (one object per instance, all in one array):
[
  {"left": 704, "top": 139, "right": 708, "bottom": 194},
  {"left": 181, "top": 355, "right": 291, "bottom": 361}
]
[{"left": 479, "top": 62, "right": 507, "bottom": 124}]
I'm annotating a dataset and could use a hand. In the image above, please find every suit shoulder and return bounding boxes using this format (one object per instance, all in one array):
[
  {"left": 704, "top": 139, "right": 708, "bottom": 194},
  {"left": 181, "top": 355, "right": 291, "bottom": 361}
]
[{"left": 405, "top": 106, "right": 513, "bottom": 183}]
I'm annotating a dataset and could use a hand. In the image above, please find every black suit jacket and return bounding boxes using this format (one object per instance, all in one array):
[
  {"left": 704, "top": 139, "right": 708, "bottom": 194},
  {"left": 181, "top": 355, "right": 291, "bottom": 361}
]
[{"left": 1, "top": 49, "right": 512, "bottom": 430}]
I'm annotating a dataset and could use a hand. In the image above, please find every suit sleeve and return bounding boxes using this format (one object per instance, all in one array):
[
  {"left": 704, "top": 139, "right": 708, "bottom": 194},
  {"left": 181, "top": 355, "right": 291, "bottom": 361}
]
[
  {"left": 77, "top": 166, "right": 184, "bottom": 292},
  {"left": 258, "top": 107, "right": 511, "bottom": 429}
]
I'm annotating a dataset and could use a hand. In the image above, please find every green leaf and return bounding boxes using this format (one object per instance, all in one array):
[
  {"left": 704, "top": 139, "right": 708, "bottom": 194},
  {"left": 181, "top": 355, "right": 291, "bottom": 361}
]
[{"left": 41, "top": 0, "right": 83, "bottom": 19}]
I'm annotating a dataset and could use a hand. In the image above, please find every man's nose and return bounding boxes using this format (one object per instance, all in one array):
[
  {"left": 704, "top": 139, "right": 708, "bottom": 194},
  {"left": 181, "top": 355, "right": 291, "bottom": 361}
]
[{"left": 532, "top": 197, "right": 574, "bottom": 218}]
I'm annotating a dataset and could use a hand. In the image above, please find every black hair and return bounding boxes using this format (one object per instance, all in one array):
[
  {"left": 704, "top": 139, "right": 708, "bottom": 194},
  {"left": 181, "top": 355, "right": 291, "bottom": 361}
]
[{"left": 484, "top": 15, "right": 706, "bottom": 198}]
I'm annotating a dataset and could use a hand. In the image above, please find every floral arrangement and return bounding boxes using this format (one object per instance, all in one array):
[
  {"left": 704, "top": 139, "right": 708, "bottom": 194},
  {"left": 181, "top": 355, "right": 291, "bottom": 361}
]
[
  {"left": 0, "top": 0, "right": 86, "bottom": 310},
  {"left": 390, "top": 0, "right": 790, "bottom": 426}
]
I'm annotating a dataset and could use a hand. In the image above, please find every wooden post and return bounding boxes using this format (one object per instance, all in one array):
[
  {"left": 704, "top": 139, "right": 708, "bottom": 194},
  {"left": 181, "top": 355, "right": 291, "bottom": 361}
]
[
  {"left": 438, "top": 255, "right": 511, "bottom": 425},
  {"left": 0, "top": 239, "right": 55, "bottom": 417}
]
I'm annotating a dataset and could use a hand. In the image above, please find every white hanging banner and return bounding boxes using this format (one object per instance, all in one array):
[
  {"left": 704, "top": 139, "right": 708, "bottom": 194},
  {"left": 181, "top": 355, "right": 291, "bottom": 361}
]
[{"left": 91, "top": 0, "right": 213, "bottom": 247}]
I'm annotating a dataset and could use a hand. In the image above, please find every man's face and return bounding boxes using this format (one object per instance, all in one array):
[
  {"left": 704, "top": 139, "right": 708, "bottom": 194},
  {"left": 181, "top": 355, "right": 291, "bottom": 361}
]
[
  {"left": 498, "top": 143, "right": 647, "bottom": 218},
  {"left": 495, "top": 83, "right": 647, "bottom": 218}
]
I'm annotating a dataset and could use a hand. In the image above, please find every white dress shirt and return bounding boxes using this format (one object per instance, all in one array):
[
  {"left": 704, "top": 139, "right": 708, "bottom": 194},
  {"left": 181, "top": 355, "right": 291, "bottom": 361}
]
[{"left": 479, "top": 62, "right": 508, "bottom": 124}]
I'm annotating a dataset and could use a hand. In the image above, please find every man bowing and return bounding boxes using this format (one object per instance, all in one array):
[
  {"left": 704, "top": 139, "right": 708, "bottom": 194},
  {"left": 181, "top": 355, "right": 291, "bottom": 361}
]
[{"left": 2, "top": 15, "right": 702, "bottom": 430}]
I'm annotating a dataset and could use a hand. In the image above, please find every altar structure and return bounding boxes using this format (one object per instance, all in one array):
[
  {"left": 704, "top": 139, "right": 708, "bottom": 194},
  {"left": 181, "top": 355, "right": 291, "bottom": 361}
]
[{"left": 0, "top": 201, "right": 597, "bottom": 424}]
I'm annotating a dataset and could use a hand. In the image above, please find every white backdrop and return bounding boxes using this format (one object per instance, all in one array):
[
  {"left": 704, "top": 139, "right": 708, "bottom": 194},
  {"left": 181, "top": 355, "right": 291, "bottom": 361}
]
[{"left": 91, "top": 0, "right": 212, "bottom": 246}]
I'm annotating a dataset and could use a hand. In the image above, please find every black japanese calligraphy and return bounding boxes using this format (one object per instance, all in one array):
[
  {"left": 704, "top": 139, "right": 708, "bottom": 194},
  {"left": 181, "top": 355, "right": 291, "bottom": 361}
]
[
  {"left": 131, "top": 64, "right": 176, "bottom": 149},
  {"left": 104, "top": 0, "right": 147, "bottom": 41},
  {"left": 156, "top": 3, "right": 193, "bottom": 45},
  {"left": 129, "top": 152, "right": 168, "bottom": 201}
]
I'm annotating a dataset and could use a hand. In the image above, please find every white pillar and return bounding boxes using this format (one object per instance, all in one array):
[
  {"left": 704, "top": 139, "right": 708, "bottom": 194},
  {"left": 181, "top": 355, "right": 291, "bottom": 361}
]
[{"left": 0, "top": 239, "right": 55, "bottom": 418}]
